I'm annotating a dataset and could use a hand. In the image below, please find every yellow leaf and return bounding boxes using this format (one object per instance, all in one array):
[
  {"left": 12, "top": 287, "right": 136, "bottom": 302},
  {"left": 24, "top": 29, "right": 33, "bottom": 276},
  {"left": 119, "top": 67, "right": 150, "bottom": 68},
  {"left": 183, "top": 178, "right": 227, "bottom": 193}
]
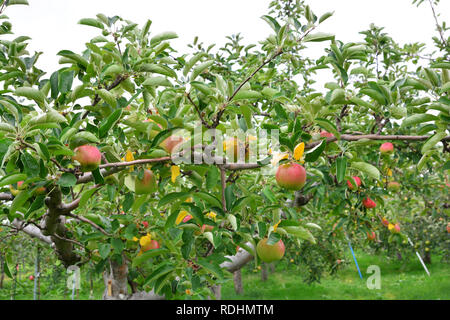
[
  {"left": 176, "top": 210, "right": 189, "bottom": 225},
  {"left": 388, "top": 223, "right": 395, "bottom": 231},
  {"left": 132, "top": 236, "right": 139, "bottom": 242},
  {"left": 185, "top": 197, "right": 193, "bottom": 203},
  {"left": 125, "top": 150, "right": 135, "bottom": 172},
  {"left": 171, "top": 165, "right": 180, "bottom": 183},
  {"left": 387, "top": 168, "right": 392, "bottom": 177},
  {"left": 206, "top": 211, "right": 216, "bottom": 221},
  {"left": 293, "top": 142, "right": 305, "bottom": 161},
  {"left": 273, "top": 220, "right": 281, "bottom": 232},
  {"left": 139, "top": 234, "right": 151, "bottom": 246},
  {"left": 271, "top": 152, "right": 289, "bottom": 166}
]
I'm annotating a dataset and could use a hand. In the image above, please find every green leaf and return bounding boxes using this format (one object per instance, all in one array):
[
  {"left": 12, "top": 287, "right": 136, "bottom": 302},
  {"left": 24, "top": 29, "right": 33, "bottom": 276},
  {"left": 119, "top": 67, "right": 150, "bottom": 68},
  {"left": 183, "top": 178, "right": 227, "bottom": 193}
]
[
  {"left": 132, "top": 248, "right": 168, "bottom": 267},
  {"left": 140, "top": 64, "right": 177, "bottom": 78},
  {"left": 78, "top": 187, "right": 99, "bottom": 208},
  {"left": 143, "top": 264, "right": 175, "bottom": 286},
  {"left": 98, "top": 243, "right": 111, "bottom": 259},
  {"left": 57, "top": 173, "right": 77, "bottom": 187},
  {"left": 29, "top": 109, "right": 66, "bottom": 125},
  {"left": 197, "top": 259, "right": 224, "bottom": 280},
  {"left": 315, "top": 118, "right": 340, "bottom": 139},
  {"left": 150, "top": 31, "right": 178, "bottom": 45},
  {"left": 305, "top": 140, "right": 326, "bottom": 162},
  {"left": 319, "top": 11, "right": 334, "bottom": 23},
  {"left": 78, "top": 18, "right": 104, "bottom": 29},
  {"left": 336, "top": 157, "right": 347, "bottom": 183},
  {"left": 194, "top": 191, "right": 222, "bottom": 209},
  {"left": 111, "top": 238, "right": 125, "bottom": 253},
  {"left": 262, "top": 187, "right": 277, "bottom": 204},
  {"left": 0, "top": 173, "right": 27, "bottom": 188},
  {"left": 206, "top": 165, "right": 219, "bottom": 189},
  {"left": 21, "top": 152, "right": 39, "bottom": 177},
  {"left": 15, "top": 87, "right": 46, "bottom": 105},
  {"left": 401, "top": 114, "right": 439, "bottom": 128},
  {"left": 190, "top": 81, "right": 214, "bottom": 95},
  {"left": 421, "top": 132, "right": 447, "bottom": 154},
  {"left": 10, "top": 189, "right": 32, "bottom": 217},
  {"left": 266, "top": 232, "right": 281, "bottom": 245},
  {"left": 69, "top": 131, "right": 100, "bottom": 149},
  {"left": 0, "top": 122, "right": 16, "bottom": 133},
  {"left": 191, "top": 60, "right": 214, "bottom": 81},
  {"left": 260, "top": 15, "right": 281, "bottom": 32},
  {"left": 7, "top": 0, "right": 29, "bottom": 6},
  {"left": 350, "top": 161, "right": 380, "bottom": 180},
  {"left": 360, "top": 88, "right": 386, "bottom": 105},
  {"left": 232, "top": 90, "right": 263, "bottom": 101},
  {"left": 183, "top": 52, "right": 210, "bottom": 77},
  {"left": 158, "top": 192, "right": 190, "bottom": 207},
  {"left": 417, "top": 150, "right": 434, "bottom": 171},
  {"left": 303, "top": 33, "right": 335, "bottom": 42},
  {"left": 227, "top": 214, "right": 237, "bottom": 231},
  {"left": 96, "top": 89, "right": 116, "bottom": 107},
  {"left": 142, "top": 76, "right": 172, "bottom": 87},
  {"left": 281, "top": 226, "right": 315, "bottom": 243},
  {"left": 329, "top": 88, "right": 346, "bottom": 105},
  {"left": 99, "top": 109, "right": 122, "bottom": 138}
]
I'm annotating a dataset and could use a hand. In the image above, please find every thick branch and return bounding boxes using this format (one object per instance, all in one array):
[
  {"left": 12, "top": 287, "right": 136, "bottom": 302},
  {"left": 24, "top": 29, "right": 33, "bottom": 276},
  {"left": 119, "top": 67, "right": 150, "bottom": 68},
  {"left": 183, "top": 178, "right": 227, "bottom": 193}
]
[
  {"left": 11, "top": 219, "right": 53, "bottom": 245},
  {"left": 220, "top": 243, "right": 255, "bottom": 273},
  {"left": 0, "top": 192, "right": 13, "bottom": 201}
]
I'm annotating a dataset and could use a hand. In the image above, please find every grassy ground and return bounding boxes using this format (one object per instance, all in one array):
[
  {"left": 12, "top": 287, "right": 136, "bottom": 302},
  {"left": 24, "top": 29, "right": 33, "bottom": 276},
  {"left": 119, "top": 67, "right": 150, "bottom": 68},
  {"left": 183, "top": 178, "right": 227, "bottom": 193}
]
[
  {"left": 0, "top": 251, "right": 448, "bottom": 300},
  {"left": 221, "top": 252, "right": 450, "bottom": 300}
]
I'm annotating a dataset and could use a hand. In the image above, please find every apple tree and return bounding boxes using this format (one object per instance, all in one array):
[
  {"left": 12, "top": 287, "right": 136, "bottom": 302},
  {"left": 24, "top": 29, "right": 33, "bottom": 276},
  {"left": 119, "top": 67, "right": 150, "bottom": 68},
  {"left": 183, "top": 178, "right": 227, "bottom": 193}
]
[{"left": 0, "top": 0, "right": 449, "bottom": 299}]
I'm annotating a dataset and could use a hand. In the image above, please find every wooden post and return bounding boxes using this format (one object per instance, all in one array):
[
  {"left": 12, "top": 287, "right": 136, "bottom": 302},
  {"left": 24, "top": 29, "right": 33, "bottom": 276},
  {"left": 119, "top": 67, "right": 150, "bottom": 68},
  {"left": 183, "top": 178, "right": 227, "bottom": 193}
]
[
  {"left": 233, "top": 269, "right": 243, "bottom": 295},
  {"left": 261, "top": 263, "right": 268, "bottom": 282}
]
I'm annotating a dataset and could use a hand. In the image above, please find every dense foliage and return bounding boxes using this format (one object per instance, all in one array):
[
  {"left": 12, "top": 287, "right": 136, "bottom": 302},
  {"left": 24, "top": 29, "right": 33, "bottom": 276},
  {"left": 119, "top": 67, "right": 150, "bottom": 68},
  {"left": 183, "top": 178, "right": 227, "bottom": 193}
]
[{"left": 0, "top": 0, "right": 448, "bottom": 299}]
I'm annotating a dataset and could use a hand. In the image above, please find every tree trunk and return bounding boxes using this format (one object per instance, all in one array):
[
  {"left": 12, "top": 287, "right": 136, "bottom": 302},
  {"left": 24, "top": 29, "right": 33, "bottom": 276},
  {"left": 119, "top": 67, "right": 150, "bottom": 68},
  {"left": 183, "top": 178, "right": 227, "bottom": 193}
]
[
  {"left": 423, "top": 251, "right": 432, "bottom": 264},
  {"left": 209, "top": 285, "right": 222, "bottom": 300},
  {"left": 233, "top": 269, "right": 243, "bottom": 295},
  {"left": 261, "top": 263, "right": 268, "bottom": 282},
  {"left": 102, "top": 257, "right": 164, "bottom": 300},
  {"left": 269, "top": 263, "right": 276, "bottom": 274},
  {"left": 102, "top": 259, "right": 129, "bottom": 300}
]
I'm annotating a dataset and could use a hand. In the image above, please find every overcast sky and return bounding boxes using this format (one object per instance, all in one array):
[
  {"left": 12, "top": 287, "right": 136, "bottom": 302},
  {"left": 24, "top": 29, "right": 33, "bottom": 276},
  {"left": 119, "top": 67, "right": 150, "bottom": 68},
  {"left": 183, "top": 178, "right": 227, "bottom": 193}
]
[{"left": 4, "top": 0, "right": 450, "bottom": 88}]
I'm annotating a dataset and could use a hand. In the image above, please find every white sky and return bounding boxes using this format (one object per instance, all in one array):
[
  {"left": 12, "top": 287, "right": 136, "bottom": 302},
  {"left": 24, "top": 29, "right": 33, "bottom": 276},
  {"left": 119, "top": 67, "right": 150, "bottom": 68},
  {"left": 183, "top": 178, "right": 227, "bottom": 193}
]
[{"left": 4, "top": 0, "right": 450, "bottom": 90}]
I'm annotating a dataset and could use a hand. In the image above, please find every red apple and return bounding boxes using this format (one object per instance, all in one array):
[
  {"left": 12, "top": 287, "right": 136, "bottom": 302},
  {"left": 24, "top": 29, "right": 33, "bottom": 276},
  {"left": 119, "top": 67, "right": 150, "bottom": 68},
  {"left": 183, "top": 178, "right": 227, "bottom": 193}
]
[
  {"left": 320, "top": 131, "right": 335, "bottom": 139},
  {"left": 275, "top": 163, "right": 306, "bottom": 190},
  {"left": 256, "top": 238, "right": 285, "bottom": 263},
  {"left": 362, "top": 197, "right": 376, "bottom": 209},
  {"left": 141, "top": 240, "right": 160, "bottom": 252},
  {"left": 160, "top": 135, "right": 184, "bottom": 154},
  {"left": 380, "top": 142, "right": 394, "bottom": 154},
  {"left": 72, "top": 145, "right": 102, "bottom": 172},
  {"left": 346, "top": 176, "right": 361, "bottom": 191},
  {"left": 446, "top": 223, "right": 449, "bottom": 233},
  {"left": 367, "top": 231, "right": 376, "bottom": 241},
  {"left": 142, "top": 221, "right": 149, "bottom": 228},
  {"left": 134, "top": 169, "right": 157, "bottom": 194},
  {"left": 381, "top": 218, "right": 389, "bottom": 227},
  {"left": 29, "top": 275, "right": 34, "bottom": 281},
  {"left": 387, "top": 181, "right": 401, "bottom": 192},
  {"left": 393, "top": 223, "right": 401, "bottom": 233}
]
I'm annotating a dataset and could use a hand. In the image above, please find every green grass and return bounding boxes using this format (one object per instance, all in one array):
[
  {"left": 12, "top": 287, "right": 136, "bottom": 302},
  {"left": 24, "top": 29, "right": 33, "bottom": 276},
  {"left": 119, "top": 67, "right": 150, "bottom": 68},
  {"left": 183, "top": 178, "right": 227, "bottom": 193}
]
[
  {"left": 1, "top": 252, "right": 448, "bottom": 300},
  {"left": 221, "top": 252, "right": 450, "bottom": 300}
]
